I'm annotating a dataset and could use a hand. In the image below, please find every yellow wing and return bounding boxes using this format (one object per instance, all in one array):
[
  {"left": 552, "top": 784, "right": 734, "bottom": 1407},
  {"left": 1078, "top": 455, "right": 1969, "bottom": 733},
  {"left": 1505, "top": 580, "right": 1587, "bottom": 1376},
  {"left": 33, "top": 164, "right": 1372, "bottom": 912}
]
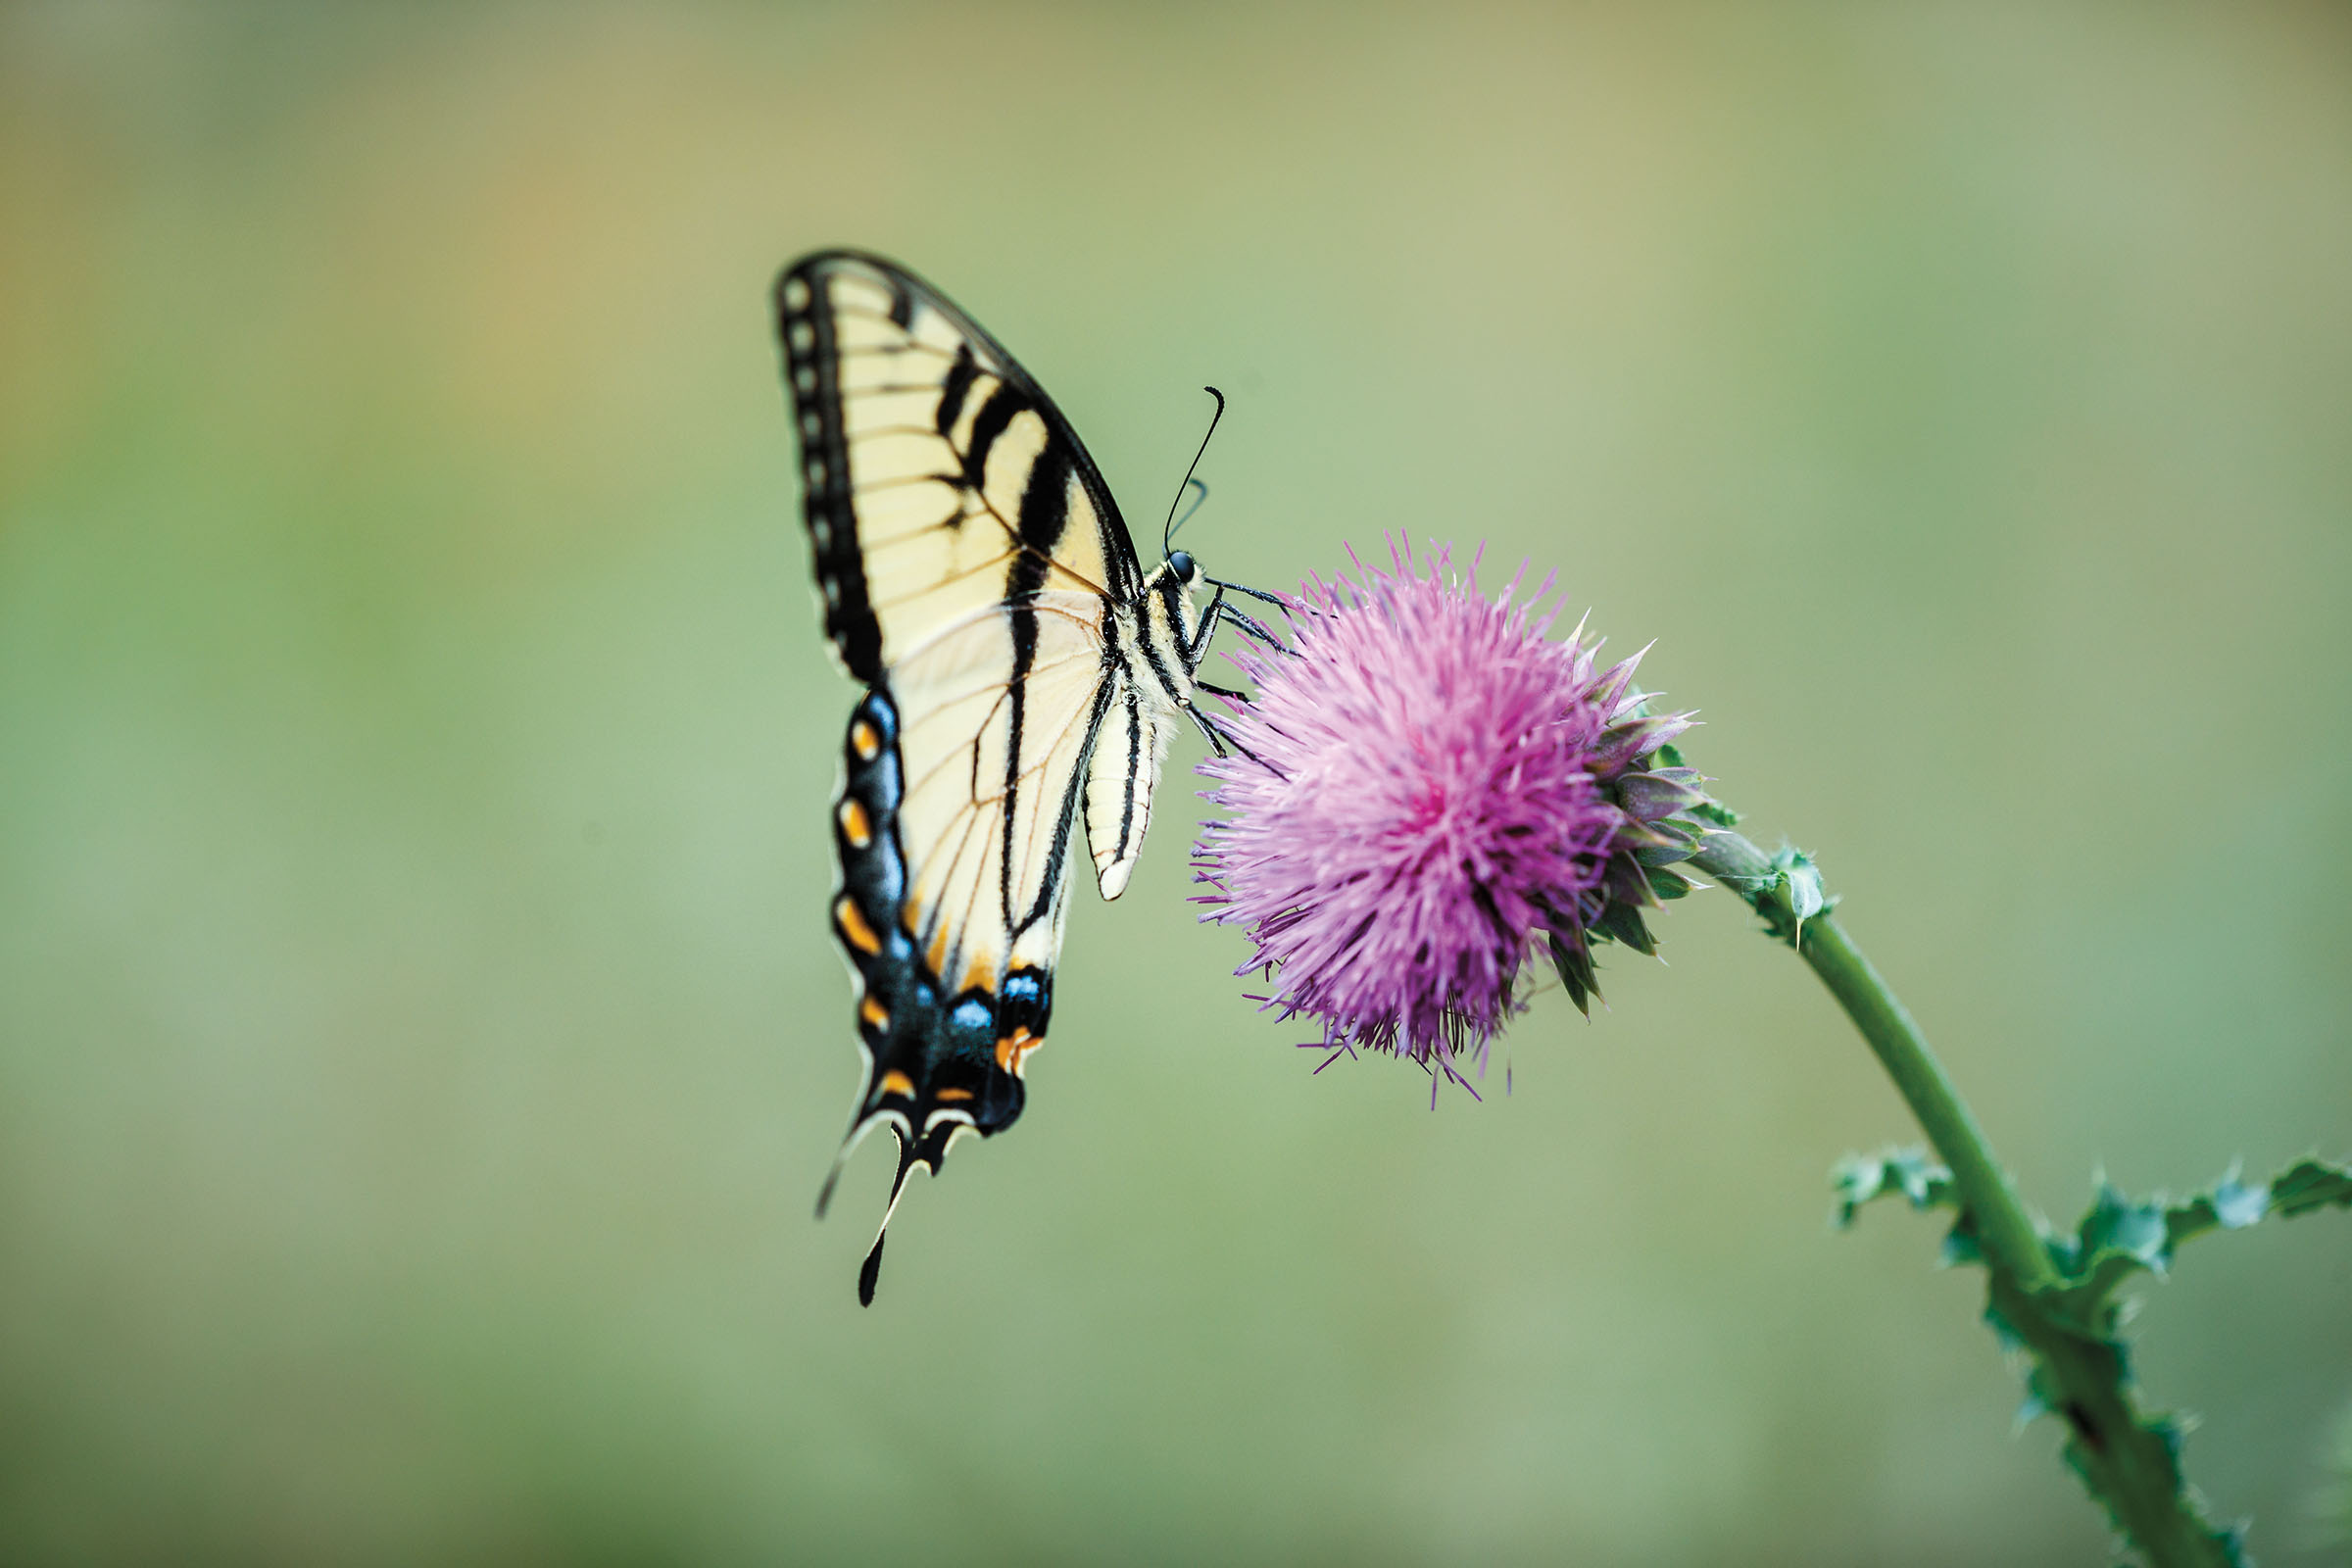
[{"left": 779, "top": 253, "right": 1167, "bottom": 1303}]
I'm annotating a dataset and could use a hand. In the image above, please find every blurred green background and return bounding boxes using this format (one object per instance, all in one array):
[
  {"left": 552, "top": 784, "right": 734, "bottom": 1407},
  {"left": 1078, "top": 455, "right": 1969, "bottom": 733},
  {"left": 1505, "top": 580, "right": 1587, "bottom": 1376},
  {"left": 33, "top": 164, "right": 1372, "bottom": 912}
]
[{"left": 4, "top": 5, "right": 2349, "bottom": 1563}]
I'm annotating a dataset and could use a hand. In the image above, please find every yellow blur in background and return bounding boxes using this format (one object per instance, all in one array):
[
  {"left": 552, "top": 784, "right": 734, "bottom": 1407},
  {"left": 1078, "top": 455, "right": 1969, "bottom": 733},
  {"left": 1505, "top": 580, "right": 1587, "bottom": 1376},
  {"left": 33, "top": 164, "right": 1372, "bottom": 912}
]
[{"left": 3, "top": 6, "right": 2349, "bottom": 1563}]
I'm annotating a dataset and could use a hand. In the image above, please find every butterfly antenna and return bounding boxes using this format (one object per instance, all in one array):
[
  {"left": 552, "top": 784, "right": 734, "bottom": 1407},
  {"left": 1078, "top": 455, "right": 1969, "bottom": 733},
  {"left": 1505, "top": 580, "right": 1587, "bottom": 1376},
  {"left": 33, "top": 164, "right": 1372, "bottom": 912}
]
[
  {"left": 858, "top": 1135, "right": 923, "bottom": 1307},
  {"left": 1162, "top": 386, "right": 1226, "bottom": 559}
]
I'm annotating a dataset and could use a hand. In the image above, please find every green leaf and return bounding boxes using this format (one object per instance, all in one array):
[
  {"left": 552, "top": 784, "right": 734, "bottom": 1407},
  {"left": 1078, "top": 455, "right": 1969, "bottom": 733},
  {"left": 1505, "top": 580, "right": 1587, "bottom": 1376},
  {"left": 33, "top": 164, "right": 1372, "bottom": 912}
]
[
  {"left": 1592, "top": 901, "right": 1657, "bottom": 956},
  {"left": 1644, "top": 865, "right": 1695, "bottom": 900},
  {"left": 1938, "top": 1221, "right": 1985, "bottom": 1270},
  {"left": 2268, "top": 1155, "right": 2352, "bottom": 1218},
  {"left": 1632, "top": 819, "right": 1702, "bottom": 867},
  {"left": 1782, "top": 855, "right": 1825, "bottom": 923},
  {"left": 2208, "top": 1172, "right": 2269, "bottom": 1230},
  {"left": 2159, "top": 1153, "right": 2349, "bottom": 1253},
  {"left": 1544, "top": 929, "right": 1599, "bottom": 1018},
  {"left": 1689, "top": 799, "right": 1739, "bottom": 828},
  {"left": 1837, "top": 1144, "right": 2313, "bottom": 1563},
  {"left": 1832, "top": 1148, "right": 1954, "bottom": 1228},
  {"left": 2040, "top": 1154, "right": 2352, "bottom": 1335},
  {"left": 2076, "top": 1181, "right": 2171, "bottom": 1275},
  {"left": 1742, "top": 847, "right": 1838, "bottom": 948}
]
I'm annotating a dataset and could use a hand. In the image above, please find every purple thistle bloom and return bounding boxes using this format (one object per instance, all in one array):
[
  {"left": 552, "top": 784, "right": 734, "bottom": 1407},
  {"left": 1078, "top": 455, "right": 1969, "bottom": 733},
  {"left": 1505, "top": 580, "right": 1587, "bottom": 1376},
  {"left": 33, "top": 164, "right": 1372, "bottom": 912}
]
[{"left": 1194, "top": 543, "right": 1704, "bottom": 1090}]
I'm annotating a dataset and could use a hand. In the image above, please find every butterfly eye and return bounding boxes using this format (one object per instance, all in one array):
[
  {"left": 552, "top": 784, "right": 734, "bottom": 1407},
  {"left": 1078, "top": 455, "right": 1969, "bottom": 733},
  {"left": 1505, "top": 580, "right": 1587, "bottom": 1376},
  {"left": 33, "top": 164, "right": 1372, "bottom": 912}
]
[{"left": 1168, "top": 551, "right": 1197, "bottom": 583}]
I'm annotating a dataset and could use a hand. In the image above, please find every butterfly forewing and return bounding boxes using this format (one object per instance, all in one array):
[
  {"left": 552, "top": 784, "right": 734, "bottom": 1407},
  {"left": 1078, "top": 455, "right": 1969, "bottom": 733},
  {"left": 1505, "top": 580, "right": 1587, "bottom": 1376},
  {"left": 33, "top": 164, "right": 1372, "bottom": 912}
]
[{"left": 780, "top": 254, "right": 1137, "bottom": 680}]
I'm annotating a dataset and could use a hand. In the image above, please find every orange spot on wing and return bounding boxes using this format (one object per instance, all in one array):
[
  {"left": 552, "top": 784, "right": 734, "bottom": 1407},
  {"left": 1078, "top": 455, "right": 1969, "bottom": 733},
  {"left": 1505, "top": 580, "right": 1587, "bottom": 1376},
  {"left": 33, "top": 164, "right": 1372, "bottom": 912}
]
[
  {"left": 837, "top": 798, "right": 873, "bottom": 848},
  {"left": 859, "top": 996, "right": 889, "bottom": 1030},
  {"left": 878, "top": 1069, "right": 914, "bottom": 1099},
  {"left": 936, "top": 1086, "right": 974, "bottom": 1102},
  {"left": 994, "top": 1027, "right": 1041, "bottom": 1076},
  {"left": 835, "top": 898, "right": 881, "bottom": 956},
  {"left": 850, "top": 719, "right": 881, "bottom": 760}
]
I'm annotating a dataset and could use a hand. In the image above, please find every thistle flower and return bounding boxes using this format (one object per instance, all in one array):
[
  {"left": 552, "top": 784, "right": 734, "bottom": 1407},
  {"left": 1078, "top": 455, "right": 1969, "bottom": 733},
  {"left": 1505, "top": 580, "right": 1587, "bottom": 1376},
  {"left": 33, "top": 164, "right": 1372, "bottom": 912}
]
[{"left": 1193, "top": 543, "right": 1712, "bottom": 1089}]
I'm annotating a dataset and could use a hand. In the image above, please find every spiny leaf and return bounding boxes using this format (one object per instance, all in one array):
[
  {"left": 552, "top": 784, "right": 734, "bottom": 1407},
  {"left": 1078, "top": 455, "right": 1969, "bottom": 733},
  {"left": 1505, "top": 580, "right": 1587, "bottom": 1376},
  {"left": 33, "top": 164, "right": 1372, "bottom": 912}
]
[
  {"left": 2143, "top": 1153, "right": 2344, "bottom": 1269},
  {"left": 2266, "top": 1155, "right": 2352, "bottom": 1218},
  {"left": 1741, "top": 846, "right": 1837, "bottom": 947},
  {"left": 1781, "top": 853, "right": 1825, "bottom": 924},
  {"left": 2041, "top": 1153, "right": 2351, "bottom": 1341},
  {"left": 1832, "top": 1148, "right": 1954, "bottom": 1228},
  {"left": 1839, "top": 1145, "right": 2312, "bottom": 1563},
  {"left": 1644, "top": 865, "right": 1696, "bottom": 900},
  {"left": 2050, "top": 1182, "right": 2172, "bottom": 1312},
  {"left": 1592, "top": 900, "right": 1657, "bottom": 956},
  {"left": 1938, "top": 1219, "right": 1985, "bottom": 1270},
  {"left": 1544, "top": 928, "right": 1599, "bottom": 1018},
  {"left": 2156, "top": 1168, "right": 2269, "bottom": 1255}
]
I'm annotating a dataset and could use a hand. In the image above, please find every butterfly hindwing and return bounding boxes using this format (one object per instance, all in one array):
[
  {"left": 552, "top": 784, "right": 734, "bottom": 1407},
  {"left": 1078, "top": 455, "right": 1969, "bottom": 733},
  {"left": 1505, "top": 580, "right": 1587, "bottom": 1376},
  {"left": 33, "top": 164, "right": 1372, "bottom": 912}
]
[{"left": 825, "top": 683, "right": 1048, "bottom": 1164}]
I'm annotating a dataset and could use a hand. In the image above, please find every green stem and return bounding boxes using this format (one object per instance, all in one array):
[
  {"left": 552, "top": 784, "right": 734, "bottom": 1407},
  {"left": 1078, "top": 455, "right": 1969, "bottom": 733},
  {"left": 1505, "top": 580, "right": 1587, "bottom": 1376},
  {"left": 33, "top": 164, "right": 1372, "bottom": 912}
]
[
  {"left": 1792, "top": 914, "right": 2056, "bottom": 1291},
  {"left": 1689, "top": 828, "right": 2240, "bottom": 1568}
]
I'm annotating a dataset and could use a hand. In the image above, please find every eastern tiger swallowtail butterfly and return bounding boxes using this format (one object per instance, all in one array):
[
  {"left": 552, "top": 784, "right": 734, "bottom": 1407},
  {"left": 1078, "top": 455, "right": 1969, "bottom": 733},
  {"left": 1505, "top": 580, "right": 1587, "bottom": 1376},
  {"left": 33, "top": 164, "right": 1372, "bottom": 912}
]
[{"left": 773, "top": 251, "right": 1263, "bottom": 1304}]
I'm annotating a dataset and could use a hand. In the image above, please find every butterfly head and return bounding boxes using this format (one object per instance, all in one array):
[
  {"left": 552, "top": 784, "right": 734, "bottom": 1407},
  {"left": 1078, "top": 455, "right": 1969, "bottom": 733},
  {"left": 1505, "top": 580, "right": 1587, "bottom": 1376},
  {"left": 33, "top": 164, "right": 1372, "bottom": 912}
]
[{"left": 1167, "top": 550, "right": 1197, "bottom": 584}]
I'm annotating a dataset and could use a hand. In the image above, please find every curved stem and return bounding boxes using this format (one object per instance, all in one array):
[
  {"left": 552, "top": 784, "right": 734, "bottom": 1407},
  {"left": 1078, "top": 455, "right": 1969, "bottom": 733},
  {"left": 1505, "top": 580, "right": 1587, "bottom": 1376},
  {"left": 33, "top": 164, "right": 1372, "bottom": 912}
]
[
  {"left": 1689, "top": 828, "right": 2240, "bottom": 1568},
  {"left": 1793, "top": 913, "right": 2058, "bottom": 1291}
]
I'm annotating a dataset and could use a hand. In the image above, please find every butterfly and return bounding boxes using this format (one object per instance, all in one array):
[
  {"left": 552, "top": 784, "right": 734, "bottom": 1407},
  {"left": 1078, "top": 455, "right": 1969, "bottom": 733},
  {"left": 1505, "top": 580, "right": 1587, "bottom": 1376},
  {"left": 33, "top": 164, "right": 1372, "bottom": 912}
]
[{"left": 772, "top": 251, "right": 1270, "bottom": 1304}]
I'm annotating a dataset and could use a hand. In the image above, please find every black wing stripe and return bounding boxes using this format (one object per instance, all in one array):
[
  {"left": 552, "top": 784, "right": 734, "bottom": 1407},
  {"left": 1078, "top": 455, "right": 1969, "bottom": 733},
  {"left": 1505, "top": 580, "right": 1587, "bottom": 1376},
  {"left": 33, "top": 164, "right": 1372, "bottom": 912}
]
[
  {"left": 775, "top": 263, "right": 883, "bottom": 682},
  {"left": 961, "top": 382, "right": 1027, "bottom": 493},
  {"left": 1014, "top": 431, "right": 1076, "bottom": 565},
  {"left": 1113, "top": 682, "right": 1143, "bottom": 864},
  {"left": 996, "top": 428, "right": 1090, "bottom": 924},
  {"left": 936, "top": 344, "right": 980, "bottom": 439}
]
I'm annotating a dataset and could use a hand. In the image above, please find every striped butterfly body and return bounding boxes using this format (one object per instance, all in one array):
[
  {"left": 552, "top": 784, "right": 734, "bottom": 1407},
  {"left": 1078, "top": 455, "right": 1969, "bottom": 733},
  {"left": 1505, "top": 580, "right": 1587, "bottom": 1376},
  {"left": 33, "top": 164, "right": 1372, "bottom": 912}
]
[{"left": 774, "top": 252, "right": 1240, "bottom": 1304}]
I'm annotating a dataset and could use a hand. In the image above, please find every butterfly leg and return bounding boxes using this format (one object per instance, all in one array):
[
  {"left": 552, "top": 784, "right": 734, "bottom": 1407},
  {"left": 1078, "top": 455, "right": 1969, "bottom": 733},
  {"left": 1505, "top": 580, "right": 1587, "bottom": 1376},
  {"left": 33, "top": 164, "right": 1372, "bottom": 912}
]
[
  {"left": 1184, "top": 582, "right": 1225, "bottom": 668},
  {"left": 1178, "top": 698, "right": 1231, "bottom": 758},
  {"left": 1204, "top": 574, "right": 1292, "bottom": 612},
  {"left": 1217, "top": 602, "right": 1290, "bottom": 652},
  {"left": 1180, "top": 697, "right": 1283, "bottom": 778}
]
